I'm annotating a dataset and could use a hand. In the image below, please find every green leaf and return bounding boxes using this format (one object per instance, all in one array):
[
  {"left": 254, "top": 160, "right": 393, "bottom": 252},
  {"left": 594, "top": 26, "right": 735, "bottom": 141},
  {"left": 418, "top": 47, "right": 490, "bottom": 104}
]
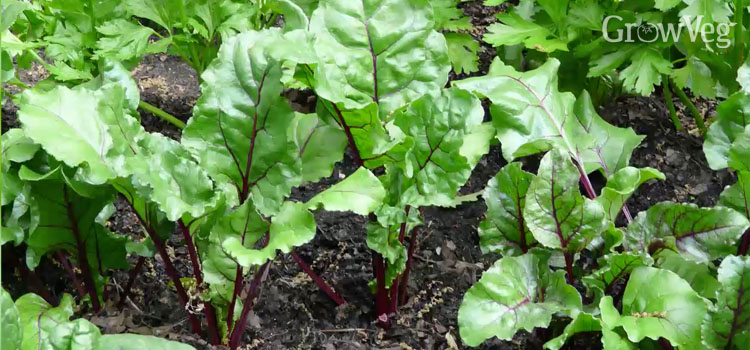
[
  {"left": 94, "top": 19, "right": 156, "bottom": 61},
  {"left": 524, "top": 149, "right": 608, "bottom": 254},
  {"left": 444, "top": 32, "right": 480, "bottom": 75},
  {"left": 457, "top": 254, "right": 582, "bottom": 347},
  {"left": 96, "top": 334, "right": 195, "bottom": 350},
  {"left": 484, "top": 12, "right": 568, "bottom": 53},
  {"left": 653, "top": 0, "right": 682, "bottom": 11},
  {"left": 582, "top": 252, "right": 653, "bottom": 304},
  {"left": 16, "top": 293, "right": 102, "bottom": 350},
  {"left": 223, "top": 201, "right": 314, "bottom": 267},
  {"left": 123, "top": 0, "right": 179, "bottom": 32},
  {"left": 600, "top": 267, "right": 708, "bottom": 350},
  {"left": 18, "top": 86, "right": 115, "bottom": 184},
  {"left": 719, "top": 171, "right": 750, "bottom": 219},
  {"left": 701, "top": 255, "right": 750, "bottom": 350},
  {"left": 309, "top": 0, "right": 450, "bottom": 116},
  {"left": 306, "top": 167, "right": 385, "bottom": 215},
  {"left": 728, "top": 126, "right": 750, "bottom": 173},
  {"left": 620, "top": 47, "right": 672, "bottom": 96},
  {"left": 1, "top": 288, "right": 21, "bottom": 350},
  {"left": 432, "top": 0, "right": 472, "bottom": 31},
  {"left": 387, "top": 87, "right": 486, "bottom": 207},
  {"left": 623, "top": 202, "right": 750, "bottom": 263},
  {"left": 291, "top": 112, "right": 347, "bottom": 183},
  {"left": 543, "top": 313, "right": 602, "bottom": 350},
  {"left": 595, "top": 167, "right": 665, "bottom": 222},
  {"left": 679, "top": 0, "right": 732, "bottom": 25},
  {"left": 574, "top": 91, "right": 645, "bottom": 176},
  {"left": 704, "top": 91, "right": 750, "bottom": 170},
  {"left": 1, "top": 128, "right": 39, "bottom": 173},
  {"left": 183, "top": 29, "right": 311, "bottom": 214},
  {"left": 656, "top": 250, "right": 719, "bottom": 300},
  {"left": 478, "top": 162, "right": 536, "bottom": 255},
  {"left": 671, "top": 56, "right": 717, "bottom": 99}
]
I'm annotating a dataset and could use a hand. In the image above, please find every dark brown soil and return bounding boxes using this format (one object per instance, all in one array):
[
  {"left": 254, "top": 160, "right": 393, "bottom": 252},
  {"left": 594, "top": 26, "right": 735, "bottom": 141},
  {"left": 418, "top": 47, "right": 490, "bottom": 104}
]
[{"left": 0, "top": 1, "right": 732, "bottom": 350}]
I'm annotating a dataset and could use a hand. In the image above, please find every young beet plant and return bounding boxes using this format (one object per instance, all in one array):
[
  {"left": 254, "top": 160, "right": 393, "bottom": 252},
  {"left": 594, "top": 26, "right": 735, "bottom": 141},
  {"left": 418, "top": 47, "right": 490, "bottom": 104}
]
[
  {"left": 1, "top": 30, "right": 382, "bottom": 348},
  {"left": 292, "top": 0, "right": 494, "bottom": 327},
  {"left": 453, "top": 54, "right": 750, "bottom": 349}
]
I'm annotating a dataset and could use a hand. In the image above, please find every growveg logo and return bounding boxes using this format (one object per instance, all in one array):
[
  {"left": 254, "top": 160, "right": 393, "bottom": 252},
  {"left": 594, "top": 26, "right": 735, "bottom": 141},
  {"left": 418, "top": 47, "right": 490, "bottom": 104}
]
[{"left": 602, "top": 15, "right": 736, "bottom": 48}]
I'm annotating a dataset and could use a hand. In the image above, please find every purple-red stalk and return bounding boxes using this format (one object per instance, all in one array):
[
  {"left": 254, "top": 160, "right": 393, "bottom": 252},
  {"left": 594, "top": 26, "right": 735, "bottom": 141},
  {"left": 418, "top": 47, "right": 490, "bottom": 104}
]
[
  {"left": 228, "top": 262, "right": 270, "bottom": 349},
  {"left": 178, "top": 220, "right": 220, "bottom": 345},
  {"left": 118, "top": 256, "right": 145, "bottom": 310},
  {"left": 291, "top": 251, "right": 346, "bottom": 305},
  {"left": 56, "top": 250, "right": 87, "bottom": 300},
  {"left": 399, "top": 226, "right": 421, "bottom": 306},
  {"left": 63, "top": 186, "right": 101, "bottom": 312}
]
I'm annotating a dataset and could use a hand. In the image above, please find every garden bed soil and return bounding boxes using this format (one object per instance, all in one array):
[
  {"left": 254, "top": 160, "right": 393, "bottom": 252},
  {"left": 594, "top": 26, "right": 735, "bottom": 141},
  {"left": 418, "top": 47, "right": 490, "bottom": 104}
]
[{"left": 1, "top": 1, "right": 733, "bottom": 349}]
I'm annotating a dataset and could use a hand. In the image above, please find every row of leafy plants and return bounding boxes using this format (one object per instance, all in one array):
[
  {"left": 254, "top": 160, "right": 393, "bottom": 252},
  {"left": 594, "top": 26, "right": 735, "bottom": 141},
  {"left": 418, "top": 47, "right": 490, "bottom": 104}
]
[
  {"left": 486, "top": 0, "right": 749, "bottom": 134},
  {"left": 1, "top": 0, "right": 749, "bottom": 349}
]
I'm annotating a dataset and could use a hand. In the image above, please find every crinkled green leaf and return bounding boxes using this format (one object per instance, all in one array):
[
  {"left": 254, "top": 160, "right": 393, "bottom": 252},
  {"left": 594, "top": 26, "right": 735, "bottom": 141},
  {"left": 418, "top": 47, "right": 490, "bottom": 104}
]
[
  {"left": 543, "top": 313, "right": 602, "bottom": 350},
  {"left": 596, "top": 167, "right": 665, "bottom": 222},
  {"left": 524, "top": 149, "right": 608, "bottom": 254},
  {"left": 1, "top": 288, "right": 21, "bottom": 350},
  {"left": 582, "top": 252, "right": 653, "bottom": 303},
  {"left": 445, "top": 32, "right": 479, "bottom": 75},
  {"left": 290, "top": 112, "right": 347, "bottom": 183},
  {"left": 656, "top": 250, "right": 719, "bottom": 300},
  {"left": 704, "top": 91, "right": 750, "bottom": 170},
  {"left": 600, "top": 267, "right": 708, "bottom": 350},
  {"left": 620, "top": 47, "right": 671, "bottom": 96},
  {"left": 679, "top": 0, "right": 732, "bottom": 25},
  {"left": 123, "top": 0, "right": 179, "bottom": 32},
  {"left": 309, "top": 0, "right": 450, "bottom": 116},
  {"left": 18, "top": 86, "right": 115, "bottom": 184},
  {"left": 478, "top": 162, "right": 536, "bottom": 255},
  {"left": 484, "top": 12, "right": 568, "bottom": 53},
  {"left": 16, "top": 294, "right": 102, "bottom": 350},
  {"left": 701, "top": 255, "right": 750, "bottom": 350},
  {"left": 183, "top": 29, "right": 312, "bottom": 214},
  {"left": 432, "top": 0, "right": 472, "bottom": 31},
  {"left": 623, "top": 202, "right": 750, "bottom": 263},
  {"left": 223, "top": 201, "right": 314, "bottom": 267},
  {"left": 387, "top": 87, "right": 486, "bottom": 207},
  {"left": 206, "top": 200, "right": 269, "bottom": 275},
  {"left": 306, "top": 167, "right": 385, "bottom": 215},
  {"left": 1, "top": 129, "right": 39, "bottom": 206},
  {"left": 458, "top": 254, "right": 582, "bottom": 347},
  {"left": 96, "top": 334, "right": 195, "bottom": 350}
]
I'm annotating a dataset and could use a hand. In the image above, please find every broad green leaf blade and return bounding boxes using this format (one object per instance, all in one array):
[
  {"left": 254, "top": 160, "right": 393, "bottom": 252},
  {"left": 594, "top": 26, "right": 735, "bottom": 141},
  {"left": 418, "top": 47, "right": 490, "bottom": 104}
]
[
  {"left": 18, "top": 86, "right": 115, "bottom": 184},
  {"left": 719, "top": 171, "right": 750, "bottom": 219},
  {"left": 16, "top": 294, "right": 102, "bottom": 350},
  {"left": 97, "top": 334, "right": 195, "bottom": 350},
  {"left": 596, "top": 167, "right": 665, "bottom": 222},
  {"left": 582, "top": 252, "right": 653, "bottom": 303},
  {"left": 524, "top": 149, "right": 608, "bottom": 254},
  {"left": 223, "top": 202, "right": 314, "bottom": 267},
  {"left": 478, "top": 162, "right": 536, "bottom": 255},
  {"left": 183, "top": 29, "right": 309, "bottom": 214},
  {"left": 679, "top": 0, "right": 732, "bottom": 25},
  {"left": 656, "top": 250, "right": 719, "bottom": 300},
  {"left": 703, "top": 91, "right": 750, "bottom": 170},
  {"left": 600, "top": 267, "right": 708, "bottom": 350},
  {"left": 306, "top": 167, "right": 385, "bottom": 215},
  {"left": 623, "top": 202, "right": 750, "bottom": 263},
  {"left": 123, "top": 0, "right": 179, "bottom": 32},
  {"left": 124, "top": 133, "right": 218, "bottom": 221},
  {"left": 543, "top": 313, "right": 602, "bottom": 350},
  {"left": 620, "top": 47, "right": 672, "bottom": 96},
  {"left": 291, "top": 112, "right": 347, "bottom": 183},
  {"left": 701, "top": 255, "right": 750, "bottom": 350},
  {"left": 484, "top": 12, "right": 568, "bottom": 53},
  {"left": 458, "top": 254, "right": 582, "bottom": 347},
  {"left": 1, "top": 129, "right": 40, "bottom": 171},
  {"left": 601, "top": 328, "right": 637, "bottom": 350},
  {"left": 1, "top": 288, "right": 21, "bottom": 350},
  {"left": 574, "top": 91, "right": 645, "bottom": 176},
  {"left": 309, "top": 0, "right": 450, "bottom": 116},
  {"left": 387, "top": 87, "right": 486, "bottom": 207},
  {"left": 728, "top": 126, "right": 750, "bottom": 172}
]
